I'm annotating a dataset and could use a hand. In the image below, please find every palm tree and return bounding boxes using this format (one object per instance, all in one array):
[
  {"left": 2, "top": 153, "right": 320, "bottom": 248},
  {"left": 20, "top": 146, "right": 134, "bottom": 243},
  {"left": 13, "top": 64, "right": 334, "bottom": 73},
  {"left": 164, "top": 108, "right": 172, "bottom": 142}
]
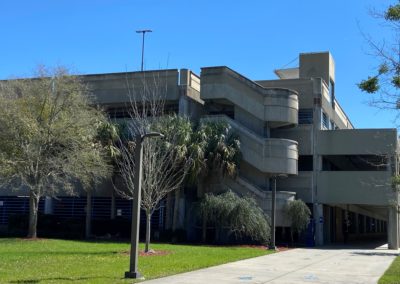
[
  {"left": 149, "top": 115, "right": 193, "bottom": 246},
  {"left": 83, "top": 121, "right": 119, "bottom": 239},
  {"left": 96, "top": 121, "right": 120, "bottom": 220},
  {"left": 137, "top": 115, "right": 192, "bottom": 252},
  {"left": 186, "top": 121, "right": 241, "bottom": 242}
]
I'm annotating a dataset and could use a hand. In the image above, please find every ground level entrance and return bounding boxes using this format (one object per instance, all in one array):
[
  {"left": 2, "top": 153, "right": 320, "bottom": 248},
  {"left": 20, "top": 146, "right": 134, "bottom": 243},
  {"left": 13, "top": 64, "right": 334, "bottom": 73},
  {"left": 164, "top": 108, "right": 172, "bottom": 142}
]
[{"left": 322, "top": 204, "right": 388, "bottom": 246}]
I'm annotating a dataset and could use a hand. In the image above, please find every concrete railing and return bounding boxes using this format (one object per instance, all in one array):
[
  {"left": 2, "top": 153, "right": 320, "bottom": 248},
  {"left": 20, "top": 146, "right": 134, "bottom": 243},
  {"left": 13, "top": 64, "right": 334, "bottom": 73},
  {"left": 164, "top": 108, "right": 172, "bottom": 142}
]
[
  {"left": 190, "top": 72, "right": 201, "bottom": 92},
  {"left": 322, "top": 82, "right": 331, "bottom": 104},
  {"left": 84, "top": 69, "right": 180, "bottom": 104},
  {"left": 202, "top": 115, "right": 298, "bottom": 175},
  {"left": 200, "top": 66, "right": 299, "bottom": 128}
]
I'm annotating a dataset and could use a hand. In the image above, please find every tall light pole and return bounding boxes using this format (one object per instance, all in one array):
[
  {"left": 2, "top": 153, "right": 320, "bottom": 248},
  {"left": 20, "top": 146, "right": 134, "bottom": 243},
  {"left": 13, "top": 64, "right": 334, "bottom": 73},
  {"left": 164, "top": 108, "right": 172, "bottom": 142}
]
[
  {"left": 136, "top": 29, "right": 152, "bottom": 71},
  {"left": 125, "top": 131, "right": 164, "bottom": 279},
  {"left": 269, "top": 174, "right": 287, "bottom": 250},
  {"left": 269, "top": 177, "right": 277, "bottom": 250}
]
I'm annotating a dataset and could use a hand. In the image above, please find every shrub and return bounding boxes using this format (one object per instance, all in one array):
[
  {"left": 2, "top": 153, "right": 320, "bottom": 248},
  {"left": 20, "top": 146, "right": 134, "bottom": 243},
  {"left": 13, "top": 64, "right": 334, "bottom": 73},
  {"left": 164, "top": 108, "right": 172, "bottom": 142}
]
[
  {"left": 286, "top": 199, "right": 311, "bottom": 242},
  {"left": 199, "top": 190, "right": 270, "bottom": 244}
]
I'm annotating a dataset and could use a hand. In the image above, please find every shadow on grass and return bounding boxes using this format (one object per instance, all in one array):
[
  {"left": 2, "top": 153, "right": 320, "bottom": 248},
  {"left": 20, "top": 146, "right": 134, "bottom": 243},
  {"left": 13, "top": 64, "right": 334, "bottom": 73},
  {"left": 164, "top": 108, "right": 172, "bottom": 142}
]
[
  {"left": 10, "top": 251, "right": 126, "bottom": 256},
  {"left": 10, "top": 276, "right": 123, "bottom": 283}
]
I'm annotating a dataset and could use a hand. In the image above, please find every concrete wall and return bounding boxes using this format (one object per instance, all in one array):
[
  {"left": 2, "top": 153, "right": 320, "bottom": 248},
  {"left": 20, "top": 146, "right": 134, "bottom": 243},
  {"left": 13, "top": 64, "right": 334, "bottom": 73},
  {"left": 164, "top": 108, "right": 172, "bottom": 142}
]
[
  {"left": 83, "top": 69, "right": 181, "bottom": 106},
  {"left": 201, "top": 66, "right": 299, "bottom": 128},
  {"left": 234, "top": 105, "right": 265, "bottom": 136},
  {"left": 272, "top": 125, "right": 312, "bottom": 155},
  {"left": 317, "top": 171, "right": 395, "bottom": 205},
  {"left": 256, "top": 78, "right": 315, "bottom": 109},
  {"left": 299, "top": 51, "right": 335, "bottom": 85},
  {"left": 239, "top": 161, "right": 269, "bottom": 190},
  {"left": 277, "top": 172, "right": 313, "bottom": 202},
  {"left": 317, "top": 129, "right": 397, "bottom": 155},
  {"left": 258, "top": 52, "right": 352, "bottom": 131},
  {"left": 202, "top": 115, "right": 298, "bottom": 175}
]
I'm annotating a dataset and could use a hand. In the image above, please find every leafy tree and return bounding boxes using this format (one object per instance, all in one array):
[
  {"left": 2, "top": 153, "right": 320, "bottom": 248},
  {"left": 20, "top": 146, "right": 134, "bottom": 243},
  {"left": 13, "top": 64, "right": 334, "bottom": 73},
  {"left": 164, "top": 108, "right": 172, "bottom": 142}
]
[
  {"left": 0, "top": 66, "right": 111, "bottom": 238},
  {"left": 285, "top": 199, "right": 311, "bottom": 243},
  {"left": 199, "top": 190, "right": 270, "bottom": 244},
  {"left": 358, "top": 2, "right": 400, "bottom": 111},
  {"left": 358, "top": 2, "right": 400, "bottom": 187}
]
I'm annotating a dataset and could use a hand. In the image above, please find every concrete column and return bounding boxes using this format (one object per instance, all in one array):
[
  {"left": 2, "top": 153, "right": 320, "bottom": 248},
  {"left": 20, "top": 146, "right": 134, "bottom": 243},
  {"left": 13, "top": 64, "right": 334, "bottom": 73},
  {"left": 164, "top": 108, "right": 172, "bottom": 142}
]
[
  {"left": 388, "top": 207, "right": 399, "bottom": 249},
  {"left": 336, "top": 208, "right": 343, "bottom": 242},
  {"left": 314, "top": 203, "right": 324, "bottom": 246},
  {"left": 324, "top": 206, "right": 331, "bottom": 244},
  {"left": 263, "top": 123, "right": 270, "bottom": 138},
  {"left": 363, "top": 215, "right": 367, "bottom": 234},
  {"left": 44, "top": 197, "right": 53, "bottom": 215},
  {"left": 177, "top": 195, "right": 185, "bottom": 229},
  {"left": 178, "top": 95, "right": 189, "bottom": 116},
  {"left": 179, "top": 69, "right": 190, "bottom": 86}
]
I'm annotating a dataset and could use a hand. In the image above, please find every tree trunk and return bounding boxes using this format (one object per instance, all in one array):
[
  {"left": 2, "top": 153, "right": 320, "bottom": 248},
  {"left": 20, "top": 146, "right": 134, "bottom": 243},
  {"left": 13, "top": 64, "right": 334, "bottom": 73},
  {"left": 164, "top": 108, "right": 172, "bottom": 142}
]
[
  {"left": 145, "top": 212, "right": 152, "bottom": 252},
  {"left": 165, "top": 192, "right": 172, "bottom": 230},
  {"left": 199, "top": 181, "right": 208, "bottom": 243},
  {"left": 85, "top": 191, "right": 92, "bottom": 239},
  {"left": 172, "top": 188, "right": 181, "bottom": 232},
  {"left": 202, "top": 213, "right": 207, "bottom": 243},
  {"left": 27, "top": 192, "right": 40, "bottom": 238},
  {"left": 110, "top": 174, "right": 116, "bottom": 220}
]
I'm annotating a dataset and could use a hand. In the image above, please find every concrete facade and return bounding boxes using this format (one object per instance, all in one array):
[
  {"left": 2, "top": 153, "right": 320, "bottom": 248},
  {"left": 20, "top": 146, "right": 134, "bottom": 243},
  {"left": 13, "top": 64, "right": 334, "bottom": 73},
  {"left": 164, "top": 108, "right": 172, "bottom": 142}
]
[
  {"left": 259, "top": 52, "right": 398, "bottom": 248},
  {"left": 0, "top": 51, "right": 399, "bottom": 248}
]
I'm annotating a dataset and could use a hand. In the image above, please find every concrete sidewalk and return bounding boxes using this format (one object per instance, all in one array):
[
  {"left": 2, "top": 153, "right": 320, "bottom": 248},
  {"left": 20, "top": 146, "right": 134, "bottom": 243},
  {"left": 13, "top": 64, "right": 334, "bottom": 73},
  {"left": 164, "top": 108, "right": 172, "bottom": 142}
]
[{"left": 143, "top": 244, "right": 399, "bottom": 284}]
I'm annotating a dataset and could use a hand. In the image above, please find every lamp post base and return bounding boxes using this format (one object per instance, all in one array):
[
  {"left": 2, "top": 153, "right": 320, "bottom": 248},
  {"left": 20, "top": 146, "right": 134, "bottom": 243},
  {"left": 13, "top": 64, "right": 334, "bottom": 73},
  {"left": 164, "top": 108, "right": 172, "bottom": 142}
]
[
  {"left": 125, "top": 271, "right": 144, "bottom": 279},
  {"left": 268, "top": 245, "right": 279, "bottom": 251}
]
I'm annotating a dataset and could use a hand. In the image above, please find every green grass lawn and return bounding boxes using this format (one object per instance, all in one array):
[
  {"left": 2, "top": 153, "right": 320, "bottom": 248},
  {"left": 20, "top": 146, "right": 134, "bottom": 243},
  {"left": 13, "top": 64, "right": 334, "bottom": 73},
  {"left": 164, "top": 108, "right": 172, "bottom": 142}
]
[
  {"left": 0, "top": 238, "right": 273, "bottom": 283},
  {"left": 379, "top": 255, "right": 400, "bottom": 284}
]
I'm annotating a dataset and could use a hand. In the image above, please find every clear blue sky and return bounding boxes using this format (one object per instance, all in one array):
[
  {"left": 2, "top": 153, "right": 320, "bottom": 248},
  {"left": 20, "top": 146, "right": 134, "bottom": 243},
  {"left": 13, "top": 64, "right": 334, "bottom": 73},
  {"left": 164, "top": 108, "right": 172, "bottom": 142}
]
[{"left": 0, "top": 0, "right": 397, "bottom": 129}]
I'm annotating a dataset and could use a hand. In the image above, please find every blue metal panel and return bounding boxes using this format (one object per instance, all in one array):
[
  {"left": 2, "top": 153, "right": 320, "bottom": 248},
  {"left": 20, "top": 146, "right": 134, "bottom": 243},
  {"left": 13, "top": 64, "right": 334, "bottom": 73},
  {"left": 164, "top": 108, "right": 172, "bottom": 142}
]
[{"left": 0, "top": 196, "right": 44, "bottom": 225}]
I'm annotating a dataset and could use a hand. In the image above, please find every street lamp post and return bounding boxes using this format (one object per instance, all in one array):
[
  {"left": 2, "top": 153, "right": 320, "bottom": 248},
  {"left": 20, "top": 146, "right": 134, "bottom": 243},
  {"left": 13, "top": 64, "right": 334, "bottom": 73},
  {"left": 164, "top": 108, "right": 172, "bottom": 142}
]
[
  {"left": 125, "top": 132, "right": 164, "bottom": 279},
  {"left": 269, "top": 174, "right": 287, "bottom": 250},
  {"left": 136, "top": 29, "right": 152, "bottom": 71},
  {"left": 269, "top": 177, "right": 277, "bottom": 250}
]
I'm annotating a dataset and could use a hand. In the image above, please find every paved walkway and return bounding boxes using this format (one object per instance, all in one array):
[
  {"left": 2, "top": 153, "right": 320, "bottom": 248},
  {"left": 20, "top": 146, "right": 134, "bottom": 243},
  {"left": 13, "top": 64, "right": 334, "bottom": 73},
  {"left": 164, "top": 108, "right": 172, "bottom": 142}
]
[{"left": 143, "top": 244, "right": 399, "bottom": 284}]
